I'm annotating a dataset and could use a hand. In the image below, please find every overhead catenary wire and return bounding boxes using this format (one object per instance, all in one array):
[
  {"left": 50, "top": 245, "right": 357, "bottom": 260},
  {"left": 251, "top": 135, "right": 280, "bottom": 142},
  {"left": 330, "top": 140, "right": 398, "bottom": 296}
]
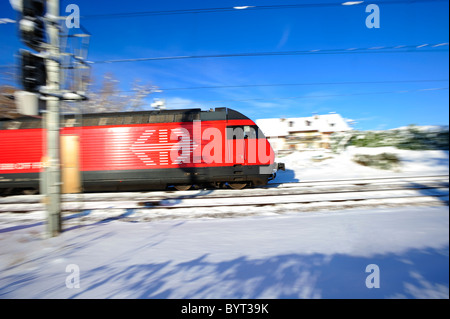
[
  {"left": 90, "top": 79, "right": 449, "bottom": 94},
  {"left": 2, "top": 44, "right": 448, "bottom": 69},
  {"left": 164, "top": 87, "right": 449, "bottom": 105},
  {"left": 91, "top": 43, "right": 449, "bottom": 64},
  {"left": 158, "top": 79, "right": 450, "bottom": 92},
  {"left": 2, "top": 0, "right": 446, "bottom": 23},
  {"left": 80, "top": 0, "right": 449, "bottom": 19}
]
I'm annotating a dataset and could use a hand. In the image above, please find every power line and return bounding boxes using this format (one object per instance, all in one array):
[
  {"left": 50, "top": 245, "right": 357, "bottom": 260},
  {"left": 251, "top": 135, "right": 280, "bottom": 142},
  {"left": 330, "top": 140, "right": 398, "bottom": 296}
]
[
  {"left": 94, "top": 79, "right": 448, "bottom": 94},
  {"left": 81, "top": 0, "right": 448, "bottom": 19},
  {"left": 2, "top": 0, "right": 445, "bottom": 23},
  {"left": 92, "top": 43, "right": 449, "bottom": 64},
  {"left": 165, "top": 87, "right": 449, "bottom": 105},
  {"left": 159, "top": 79, "right": 450, "bottom": 91}
]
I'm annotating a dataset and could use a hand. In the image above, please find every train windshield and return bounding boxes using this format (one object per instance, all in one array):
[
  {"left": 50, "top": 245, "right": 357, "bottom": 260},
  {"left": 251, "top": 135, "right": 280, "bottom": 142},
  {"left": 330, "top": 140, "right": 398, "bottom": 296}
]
[{"left": 226, "top": 125, "right": 266, "bottom": 139}]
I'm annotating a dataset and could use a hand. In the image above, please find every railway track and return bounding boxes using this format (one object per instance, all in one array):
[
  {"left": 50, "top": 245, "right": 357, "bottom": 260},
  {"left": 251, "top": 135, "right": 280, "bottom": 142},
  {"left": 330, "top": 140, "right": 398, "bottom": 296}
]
[{"left": 0, "top": 175, "right": 447, "bottom": 224}]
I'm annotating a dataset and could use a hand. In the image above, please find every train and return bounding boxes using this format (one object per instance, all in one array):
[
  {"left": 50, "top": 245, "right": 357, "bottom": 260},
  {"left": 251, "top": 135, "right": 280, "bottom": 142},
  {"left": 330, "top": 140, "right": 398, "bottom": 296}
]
[{"left": 0, "top": 107, "right": 284, "bottom": 194}]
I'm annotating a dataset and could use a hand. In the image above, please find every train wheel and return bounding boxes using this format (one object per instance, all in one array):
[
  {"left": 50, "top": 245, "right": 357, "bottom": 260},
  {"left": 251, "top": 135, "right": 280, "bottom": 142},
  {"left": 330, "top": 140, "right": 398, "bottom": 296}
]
[
  {"left": 174, "top": 184, "right": 192, "bottom": 191},
  {"left": 228, "top": 182, "right": 247, "bottom": 190}
]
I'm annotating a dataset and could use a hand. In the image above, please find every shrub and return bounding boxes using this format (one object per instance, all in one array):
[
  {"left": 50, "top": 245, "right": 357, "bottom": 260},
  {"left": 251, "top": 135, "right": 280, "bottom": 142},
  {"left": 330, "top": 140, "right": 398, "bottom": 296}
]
[
  {"left": 339, "top": 125, "right": 449, "bottom": 151},
  {"left": 353, "top": 153, "right": 401, "bottom": 170}
]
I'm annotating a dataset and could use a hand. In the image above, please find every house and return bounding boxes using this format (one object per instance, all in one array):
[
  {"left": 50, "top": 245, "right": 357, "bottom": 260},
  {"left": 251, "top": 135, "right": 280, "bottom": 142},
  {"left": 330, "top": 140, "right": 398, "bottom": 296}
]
[{"left": 256, "top": 113, "right": 353, "bottom": 151}]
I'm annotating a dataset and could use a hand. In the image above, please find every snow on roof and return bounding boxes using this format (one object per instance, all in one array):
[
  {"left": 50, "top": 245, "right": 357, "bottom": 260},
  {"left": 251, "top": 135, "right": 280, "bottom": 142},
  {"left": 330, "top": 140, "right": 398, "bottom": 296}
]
[
  {"left": 256, "top": 113, "right": 352, "bottom": 137},
  {"left": 255, "top": 118, "right": 290, "bottom": 137}
]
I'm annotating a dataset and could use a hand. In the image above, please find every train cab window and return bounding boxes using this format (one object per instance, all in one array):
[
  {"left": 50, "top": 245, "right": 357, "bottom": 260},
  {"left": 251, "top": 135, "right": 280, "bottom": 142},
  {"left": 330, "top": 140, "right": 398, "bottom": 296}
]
[
  {"left": 227, "top": 126, "right": 244, "bottom": 140},
  {"left": 257, "top": 127, "right": 266, "bottom": 139},
  {"left": 226, "top": 125, "right": 267, "bottom": 139},
  {"left": 226, "top": 125, "right": 262, "bottom": 139},
  {"left": 244, "top": 125, "right": 257, "bottom": 139}
]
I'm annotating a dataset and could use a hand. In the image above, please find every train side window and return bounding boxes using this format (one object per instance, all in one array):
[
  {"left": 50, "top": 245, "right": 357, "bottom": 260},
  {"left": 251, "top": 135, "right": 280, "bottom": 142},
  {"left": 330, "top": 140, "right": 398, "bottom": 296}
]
[
  {"left": 140, "top": 115, "right": 149, "bottom": 123},
  {"left": 20, "top": 121, "right": 34, "bottom": 129},
  {"left": 82, "top": 118, "right": 97, "bottom": 126},
  {"left": 180, "top": 113, "right": 193, "bottom": 122},
  {"left": 173, "top": 114, "right": 183, "bottom": 122},
  {"left": 148, "top": 114, "right": 177, "bottom": 123},
  {"left": 30, "top": 120, "right": 42, "bottom": 129},
  {"left": 65, "top": 118, "right": 77, "bottom": 127},
  {"left": 111, "top": 117, "right": 123, "bottom": 125},
  {"left": 131, "top": 115, "right": 144, "bottom": 124},
  {"left": 6, "top": 121, "right": 21, "bottom": 130},
  {"left": 164, "top": 114, "right": 175, "bottom": 123},
  {"left": 149, "top": 114, "right": 164, "bottom": 123},
  {"left": 180, "top": 112, "right": 200, "bottom": 122},
  {"left": 123, "top": 116, "right": 133, "bottom": 124}
]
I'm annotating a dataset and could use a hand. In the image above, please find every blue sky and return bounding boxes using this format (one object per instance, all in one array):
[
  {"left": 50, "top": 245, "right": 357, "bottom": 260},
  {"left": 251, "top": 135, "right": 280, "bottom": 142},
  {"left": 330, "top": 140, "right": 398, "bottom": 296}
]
[{"left": 0, "top": 0, "right": 448, "bottom": 130}]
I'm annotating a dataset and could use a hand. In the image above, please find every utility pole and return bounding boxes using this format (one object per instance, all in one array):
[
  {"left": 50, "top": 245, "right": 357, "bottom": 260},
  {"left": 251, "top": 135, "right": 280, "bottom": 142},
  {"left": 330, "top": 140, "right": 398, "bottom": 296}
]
[
  {"left": 12, "top": 0, "right": 89, "bottom": 236},
  {"left": 11, "top": 0, "right": 62, "bottom": 236},
  {"left": 45, "top": 0, "right": 62, "bottom": 236}
]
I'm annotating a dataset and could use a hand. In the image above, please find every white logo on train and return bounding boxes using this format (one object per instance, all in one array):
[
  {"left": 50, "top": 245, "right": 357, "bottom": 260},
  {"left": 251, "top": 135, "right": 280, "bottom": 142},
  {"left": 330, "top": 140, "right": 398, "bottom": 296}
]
[{"left": 130, "top": 128, "right": 199, "bottom": 166}]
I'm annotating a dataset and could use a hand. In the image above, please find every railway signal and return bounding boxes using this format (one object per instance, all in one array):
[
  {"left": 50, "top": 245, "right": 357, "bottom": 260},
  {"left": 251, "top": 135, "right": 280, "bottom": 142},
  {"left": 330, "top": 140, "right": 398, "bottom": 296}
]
[
  {"left": 20, "top": 49, "right": 46, "bottom": 92},
  {"left": 13, "top": 0, "right": 47, "bottom": 115},
  {"left": 17, "top": 0, "right": 46, "bottom": 52}
]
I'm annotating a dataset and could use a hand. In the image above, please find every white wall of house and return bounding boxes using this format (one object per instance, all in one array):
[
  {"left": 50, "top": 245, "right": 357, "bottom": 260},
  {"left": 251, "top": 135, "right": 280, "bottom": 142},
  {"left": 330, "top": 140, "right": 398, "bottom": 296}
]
[{"left": 256, "top": 113, "right": 352, "bottom": 152}]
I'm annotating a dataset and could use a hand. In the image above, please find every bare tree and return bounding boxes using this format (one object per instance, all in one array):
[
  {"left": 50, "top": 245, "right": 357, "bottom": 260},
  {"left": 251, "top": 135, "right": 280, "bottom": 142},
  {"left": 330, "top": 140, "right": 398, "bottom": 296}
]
[
  {"left": 62, "top": 72, "right": 159, "bottom": 114},
  {"left": 0, "top": 67, "right": 160, "bottom": 117},
  {"left": 0, "top": 65, "right": 21, "bottom": 118},
  {"left": 0, "top": 85, "right": 21, "bottom": 118}
]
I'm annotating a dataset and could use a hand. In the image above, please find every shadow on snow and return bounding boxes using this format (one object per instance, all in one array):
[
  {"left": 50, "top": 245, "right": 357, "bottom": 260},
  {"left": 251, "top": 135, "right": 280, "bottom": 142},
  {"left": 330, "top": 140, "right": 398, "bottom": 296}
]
[{"left": 59, "top": 247, "right": 449, "bottom": 299}]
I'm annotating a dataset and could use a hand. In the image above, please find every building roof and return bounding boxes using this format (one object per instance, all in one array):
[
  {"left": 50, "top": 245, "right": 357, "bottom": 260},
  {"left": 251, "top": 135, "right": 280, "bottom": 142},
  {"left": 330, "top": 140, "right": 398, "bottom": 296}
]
[{"left": 256, "top": 113, "right": 352, "bottom": 137}]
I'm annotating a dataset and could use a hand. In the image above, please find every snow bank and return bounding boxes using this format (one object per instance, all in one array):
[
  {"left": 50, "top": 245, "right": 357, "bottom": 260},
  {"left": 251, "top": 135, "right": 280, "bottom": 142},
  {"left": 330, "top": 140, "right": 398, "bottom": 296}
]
[{"left": 275, "top": 148, "right": 449, "bottom": 182}]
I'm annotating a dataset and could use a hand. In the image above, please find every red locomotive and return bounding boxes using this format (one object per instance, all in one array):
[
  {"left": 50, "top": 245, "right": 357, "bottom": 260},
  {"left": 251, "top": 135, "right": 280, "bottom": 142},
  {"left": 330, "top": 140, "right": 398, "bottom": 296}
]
[{"left": 0, "top": 107, "right": 284, "bottom": 194}]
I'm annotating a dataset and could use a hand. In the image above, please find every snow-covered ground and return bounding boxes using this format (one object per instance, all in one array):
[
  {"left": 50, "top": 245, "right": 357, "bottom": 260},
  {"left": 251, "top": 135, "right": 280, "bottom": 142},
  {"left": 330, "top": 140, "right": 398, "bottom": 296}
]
[
  {"left": 0, "top": 148, "right": 448, "bottom": 299},
  {"left": 274, "top": 147, "right": 449, "bottom": 182}
]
